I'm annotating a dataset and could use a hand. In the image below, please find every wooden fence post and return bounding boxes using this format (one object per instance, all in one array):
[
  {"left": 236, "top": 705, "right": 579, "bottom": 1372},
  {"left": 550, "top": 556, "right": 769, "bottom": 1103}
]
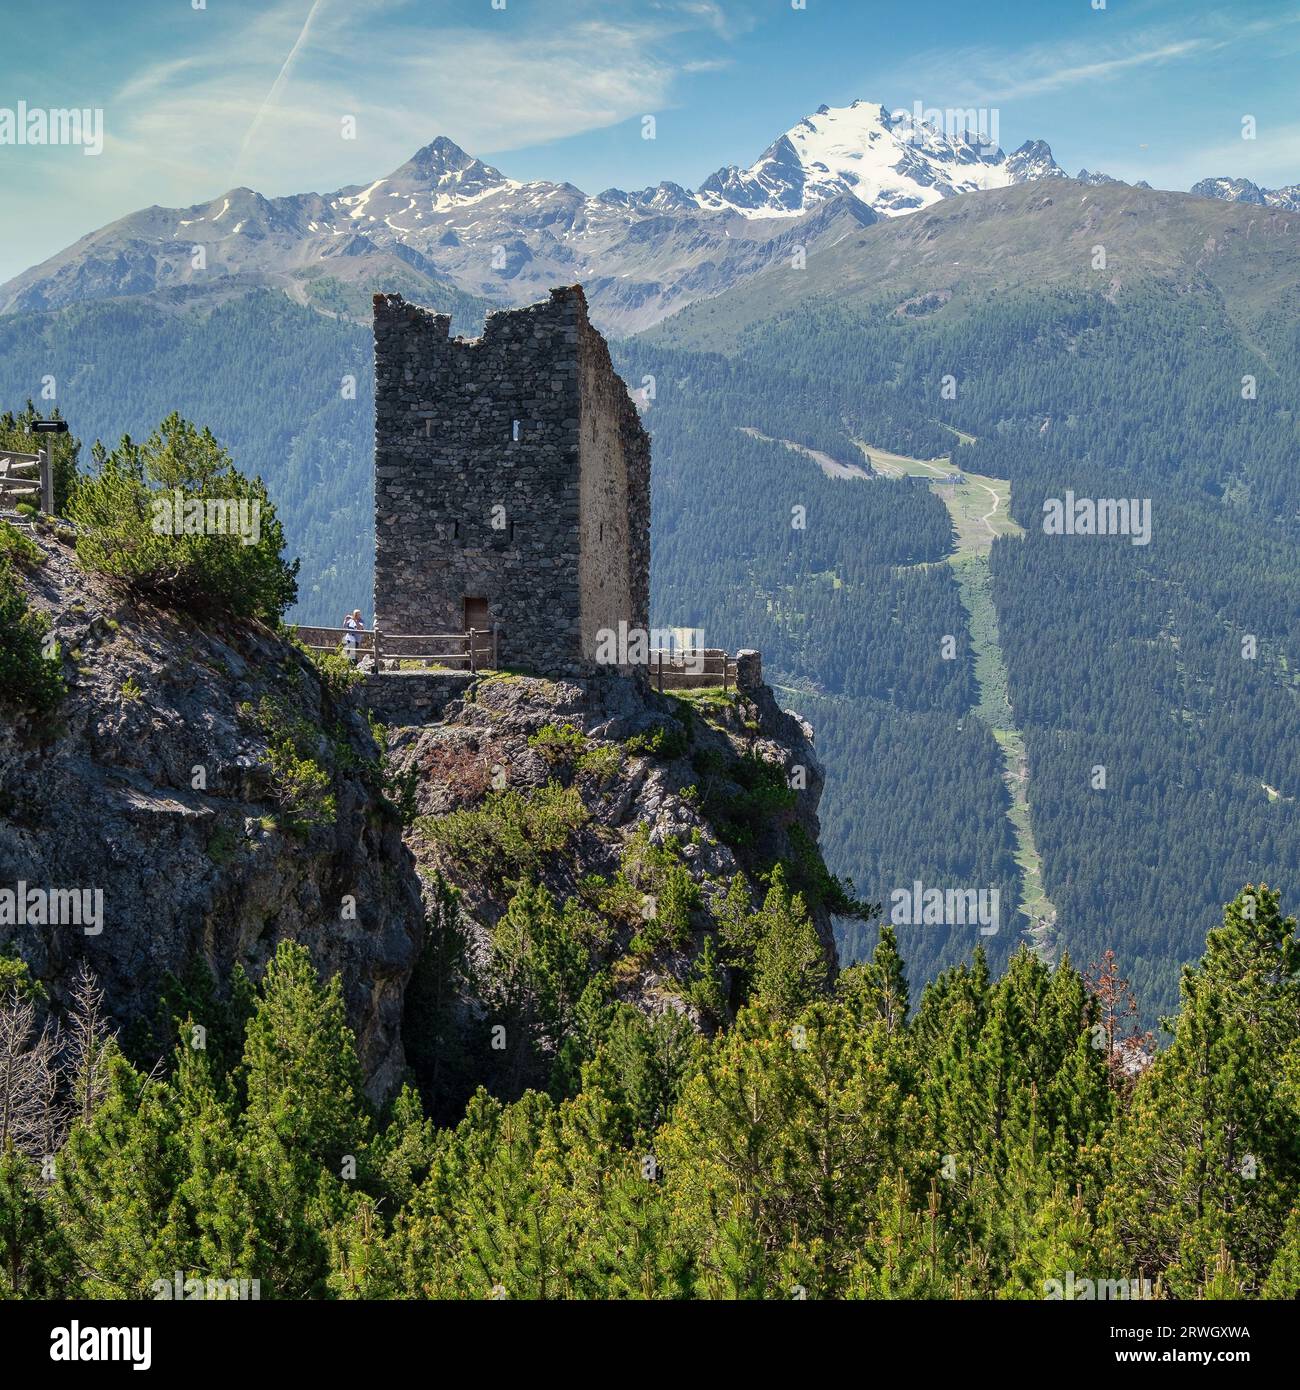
[
  {"left": 373, "top": 625, "right": 383, "bottom": 666},
  {"left": 492, "top": 624, "right": 500, "bottom": 671},
  {"left": 39, "top": 448, "right": 54, "bottom": 516},
  {"left": 469, "top": 628, "right": 477, "bottom": 674}
]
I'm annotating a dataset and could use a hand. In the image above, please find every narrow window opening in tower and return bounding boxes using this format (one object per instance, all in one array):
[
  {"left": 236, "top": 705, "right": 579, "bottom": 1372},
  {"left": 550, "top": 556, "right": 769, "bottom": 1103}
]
[
  {"left": 512, "top": 419, "right": 521, "bottom": 442},
  {"left": 509, "top": 521, "right": 517, "bottom": 543}
]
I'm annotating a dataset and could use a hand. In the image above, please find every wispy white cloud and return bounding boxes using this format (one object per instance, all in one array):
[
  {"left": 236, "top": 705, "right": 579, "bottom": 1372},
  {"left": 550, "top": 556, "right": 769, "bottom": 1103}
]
[
  {"left": 234, "top": 0, "right": 327, "bottom": 178},
  {"left": 987, "top": 38, "right": 1213, "bottom": 101},
  {"left": 3, "top": 0, "right": 741, "bottom": 280},
  {"left": 98, "top": 0, "right": 733, "bottom": 204},
  {"left": 902, "top": 8, "right": 1300, "bottom": 106},
  {"left": 904, "top": 33, "right": 1219, "bottom": 105}
]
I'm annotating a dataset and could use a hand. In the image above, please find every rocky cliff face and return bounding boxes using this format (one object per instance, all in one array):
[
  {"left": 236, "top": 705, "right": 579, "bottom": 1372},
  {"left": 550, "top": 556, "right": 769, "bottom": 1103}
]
[
  {"left": 386, "top": 664, "right": 834, "bottom": 968},
  {"left": 379, "top": 663, "right": 838, "bottom": 1117},
  {"left": 1, "top": 527, "right": 423, "bottom": 1098},
  {"left": 3, "top": 526, "right": 837, "bottom": 1103}
]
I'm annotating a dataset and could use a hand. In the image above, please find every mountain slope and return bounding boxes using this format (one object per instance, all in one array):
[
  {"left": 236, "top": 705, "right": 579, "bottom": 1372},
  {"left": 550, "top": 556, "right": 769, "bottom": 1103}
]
[
  {"left": 645, "top": 179, "right": 1300, "bottom": 351},
  {"left": 625, "top": 176, "right": 1300, "bottom": 1020}
]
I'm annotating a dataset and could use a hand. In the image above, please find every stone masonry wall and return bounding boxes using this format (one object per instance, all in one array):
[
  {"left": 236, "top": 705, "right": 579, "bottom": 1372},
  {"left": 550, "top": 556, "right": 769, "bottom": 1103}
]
[
  {"left": 577, "top": 309, "right": 651, "bottom": 666},
  {"left": 373, "top": 285, "right": 650, "bottom": 677}
]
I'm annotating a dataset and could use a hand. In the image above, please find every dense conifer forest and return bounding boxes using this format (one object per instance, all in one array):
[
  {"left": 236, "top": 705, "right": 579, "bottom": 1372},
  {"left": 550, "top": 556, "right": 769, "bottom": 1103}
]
[
  {"left": 3, "top": 884, "right": 1297, "bottom": 1299},
  {"left": 625, "top": 281, "right": 1300, "bottom": 1021}
]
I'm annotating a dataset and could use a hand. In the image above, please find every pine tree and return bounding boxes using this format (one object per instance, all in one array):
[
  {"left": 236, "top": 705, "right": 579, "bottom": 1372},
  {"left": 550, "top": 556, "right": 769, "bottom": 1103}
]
[
  {"left": 170, "top": 1038, "right": 259, "bottom": 1287},
  {"left": 0, "top": 1141, "right": 70, "bottom": 1297},
  {"left": 53, "top": 1050, "right": 187, "bottom": 1296},
  {"left": 236, "top": 942, "right": 370, "bottom": 1297},
  {"left": 1101, "top": 886, "right": 1300, "bottom": 1295},
  {"left": 838, "top": 922, "right": 909, "bottom": 1031},
  {"left": 848, "top": 1174, "right": 960, "bottom": 1299},
  {"left": 660, "top": 1000, "right": 919, "bottom": 1297},
  {"left": 1262, "top": 1204, "right": 1300, "bottom": 1298},
  {"left": 748, "top": 865, "right": 827, "bottom": 1017}
]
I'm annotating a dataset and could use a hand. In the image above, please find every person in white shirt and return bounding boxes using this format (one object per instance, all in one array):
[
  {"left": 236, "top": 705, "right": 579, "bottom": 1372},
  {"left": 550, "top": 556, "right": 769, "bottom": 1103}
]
[{"left": 343, "top": 609, "right": 364, "bottom": 662}]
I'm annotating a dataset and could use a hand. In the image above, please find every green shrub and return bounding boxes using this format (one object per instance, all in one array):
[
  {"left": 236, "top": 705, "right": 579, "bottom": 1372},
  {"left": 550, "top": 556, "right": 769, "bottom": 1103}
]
[
  {"left": 577, "top": 870, "right": 645, "bottom": 926},
  {"left": 712, "top": 865, "right": 828, "bottom": 1014},
  {"left": 487, "top": 878, "right": 602, "bottom": 1097},
  {"left": 0, "top": 520, "right": 42, "bottom": 568},
  {"left": 528, "top": 722, "right": 587, "bottom": 765},
  {"left": 703, "top": 751, "right": 797, "bottom": 848},
  {"left": 685, "top": 934, "right": 727, "bottom": 1026},
  {"left": 69, "top": 412, "right": 298, "bottom": 622},
  {"left": 0, "top": 557, "right": 65, "bottom": 713},
  {"left": 421, "top": 783, "right": 589, "bottom": 884},
  {"left": 247, "top": 694, "right": 336, "bottom": 833},
  {"left": 307, "top": 645, "right": 365, "bottom": 698},
  {"left": 368, "top": 718, "right": 420, "bottom": 827},
  {"left": 606, "top": 826, "right": 702, "bottom": 958},
  {"left": 0, "top": 946, "right": 46, "bottom": 1002},
  {"left": 205, "top": 821, "right": 240, "bottom": 866},
  {"left": 575, "top": 743, "right": 623, "bottom": 784},
  {"left": 625, "top": 717, "right": 690, "bottom": 761},
  {"left": 782, "top": 823, "right": 876, "bottom": 919},
  {"left": 265, "top": 739, "right": 335, "bottom": 833},
  {"left": 690, "top": 746, "right": 729, "bottom": 777}
]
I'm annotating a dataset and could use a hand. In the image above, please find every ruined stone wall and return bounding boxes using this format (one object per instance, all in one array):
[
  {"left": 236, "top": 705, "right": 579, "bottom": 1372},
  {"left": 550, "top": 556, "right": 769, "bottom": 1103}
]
[
  {"left": 373, "top": 286, "right": 650, "bottom": 677},
  {"left": 374, "top": 288, "right": 582, "bottom": 674},
  {"left": 577, "top": 313, "right": 651, "bottom": 667}
]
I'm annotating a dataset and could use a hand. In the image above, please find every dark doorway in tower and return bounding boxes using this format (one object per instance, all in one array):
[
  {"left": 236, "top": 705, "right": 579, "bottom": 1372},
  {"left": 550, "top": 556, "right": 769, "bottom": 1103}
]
[{"left": 464, "top": 596, "right": 493, "bottom": 667}]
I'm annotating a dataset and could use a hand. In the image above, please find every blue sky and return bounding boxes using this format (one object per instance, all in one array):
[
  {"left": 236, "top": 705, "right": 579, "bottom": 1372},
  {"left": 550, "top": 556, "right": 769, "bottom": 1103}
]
[{"left": 2, "top": 0, "right": 1299, "bottom": 283}]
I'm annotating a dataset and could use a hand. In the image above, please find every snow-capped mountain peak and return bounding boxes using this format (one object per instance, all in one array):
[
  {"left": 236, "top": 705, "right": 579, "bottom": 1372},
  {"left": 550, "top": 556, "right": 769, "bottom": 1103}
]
[
  {"left": 1004, "top": 140, "right": 1066, "bottom": 183},
  {"left": 694, "top": 99, "right": 1064, "bottom": 219},
  {"left": 381, "top": 137, "right": 509, "bottom": 197},
  {"left": 1190, "top": 176, "right": 1300, "bottom": 211}
]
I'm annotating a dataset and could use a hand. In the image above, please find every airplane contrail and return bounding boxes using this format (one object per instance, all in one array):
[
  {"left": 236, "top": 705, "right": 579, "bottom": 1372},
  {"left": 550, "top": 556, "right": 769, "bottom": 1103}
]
[{"left": 234, "top": 0, "right": 325, "bottom": 177}]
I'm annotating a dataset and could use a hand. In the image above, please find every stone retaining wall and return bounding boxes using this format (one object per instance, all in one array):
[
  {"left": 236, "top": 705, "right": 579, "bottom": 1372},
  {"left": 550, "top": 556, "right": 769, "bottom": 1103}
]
[{"left": 359, "top": 671, "right": 476, "bottom": 727}]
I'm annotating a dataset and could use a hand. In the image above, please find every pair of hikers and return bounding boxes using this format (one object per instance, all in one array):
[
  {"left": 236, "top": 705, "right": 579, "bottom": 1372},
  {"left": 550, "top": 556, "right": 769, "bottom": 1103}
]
[{"left": 342, "top": 609, "right": 365, "bottom": 662}]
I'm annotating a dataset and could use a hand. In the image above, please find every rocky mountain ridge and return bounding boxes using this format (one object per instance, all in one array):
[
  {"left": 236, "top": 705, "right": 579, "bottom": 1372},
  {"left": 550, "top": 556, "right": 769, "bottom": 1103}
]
[
  {"left": 1, "top": 95, "right": 1291, "bottom": 334},
  {"left": 1190, "top": 175, "right": 1300, "bottom": 212},
  {"left": 0, "top": 101, "right": 1090, "bottom": 335}
]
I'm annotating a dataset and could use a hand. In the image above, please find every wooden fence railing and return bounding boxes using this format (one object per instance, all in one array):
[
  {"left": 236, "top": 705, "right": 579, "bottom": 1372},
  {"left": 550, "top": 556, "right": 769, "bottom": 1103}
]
[
  {"left": 290, "top": 629, "right": 748, "bottom": 689},
  {"left": 291, "top": 625, "right": 498, "bottom": 671},
  {"left": 648, "top": 647, "right": 738, "bottom": 692},
  {"left": 0, "top": 450, "right": 53, "bottom": 514}
]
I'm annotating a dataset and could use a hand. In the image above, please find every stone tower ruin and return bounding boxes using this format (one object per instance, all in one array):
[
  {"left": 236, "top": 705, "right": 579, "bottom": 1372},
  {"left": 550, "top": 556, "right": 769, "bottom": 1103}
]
[{"left": 372, "top": 285, "right": 650, "bottom": 676}]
